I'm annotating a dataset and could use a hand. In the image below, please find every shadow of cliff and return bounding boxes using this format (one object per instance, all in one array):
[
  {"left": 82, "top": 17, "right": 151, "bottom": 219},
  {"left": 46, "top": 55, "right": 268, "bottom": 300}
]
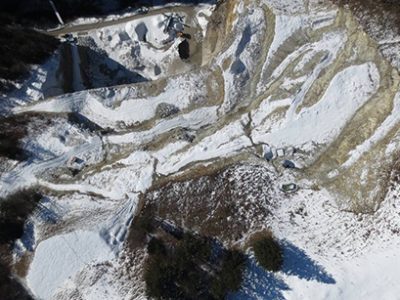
[{"left": 61, "top": 43, "right": 147, "bottom": 94}]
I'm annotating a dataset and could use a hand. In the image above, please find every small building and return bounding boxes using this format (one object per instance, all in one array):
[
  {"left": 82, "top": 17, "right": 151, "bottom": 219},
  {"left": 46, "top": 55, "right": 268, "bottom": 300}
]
[{"left": 67, "top": 156, "right": 85, "bottom": 172}]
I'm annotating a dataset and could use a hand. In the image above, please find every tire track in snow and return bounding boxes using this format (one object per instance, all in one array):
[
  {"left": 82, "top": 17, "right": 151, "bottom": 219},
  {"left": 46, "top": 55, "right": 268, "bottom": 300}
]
[{"left": 0, "top": 136, "right": 103, "bottom": 196}]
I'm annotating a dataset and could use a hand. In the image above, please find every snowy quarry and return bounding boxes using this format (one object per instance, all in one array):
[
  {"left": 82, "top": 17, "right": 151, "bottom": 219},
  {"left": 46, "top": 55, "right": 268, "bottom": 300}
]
[{"left": 1, "top": 0, "right": 400, "bottom": 299}]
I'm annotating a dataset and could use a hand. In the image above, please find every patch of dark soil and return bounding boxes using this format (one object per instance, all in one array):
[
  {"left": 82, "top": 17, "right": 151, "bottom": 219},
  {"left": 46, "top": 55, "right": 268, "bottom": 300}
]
[{"left": 0, "top": 81, "right": 15, "bottom": 94}]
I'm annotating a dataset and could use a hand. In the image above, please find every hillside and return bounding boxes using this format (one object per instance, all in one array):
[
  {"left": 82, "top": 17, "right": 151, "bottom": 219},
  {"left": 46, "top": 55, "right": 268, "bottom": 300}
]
[{"left": 1, "top": 0, "right": 400, "bottom": 299}]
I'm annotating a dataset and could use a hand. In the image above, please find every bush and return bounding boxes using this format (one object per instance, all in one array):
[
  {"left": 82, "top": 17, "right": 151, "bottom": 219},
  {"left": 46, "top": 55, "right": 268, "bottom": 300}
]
[
  {"left": 134, "top": 205, "right": 246, "bottom": 299},
  {"left": 0, "top": 137, "right": 26, "bottom": 160},
  {"left": 136, "top": 209, "right": 155, "bottom": 233},
  {"left": 252, "top": 233, "right": 283, "bottom": 272},
  {"left": 144, "top": 233, "right": 205, "bottom": 299},
  {"left": 0, "top": 189, "right": 42, "bottom": 244},
  {"left": 0, "top": 26, "right": 59, "bottom": 82},
  {"left": 147, "top": 237, "right": 166, "bottom": 256},
  {"left": 0, "top": 114, "right": 33, "bottom": 160},
  {"left": 0, "top": 0, "right": 135, "bottom": 27},
  {"left": 0, "top": 0, "right": 102, "bottom": 26},
  {"left": 60, "top": 0, "right": 102, "bottom": 18},
  {"left": 210, "top": 249, "right": 246, "bottom": 299},
  {"left": 144, "top": 256, "right": 182, "bottom": 299},
  {"left": 143, "top": 231, "right": 245, "bottom": 300},
  {"left": 0, "top": 262, "right": 33, "bottom": 300},
  {"left": 219, "top": 249, "right": 246, "bottom": 291},
  {"left": 177, "top": 233, "right": 212, "bottom": 262}
]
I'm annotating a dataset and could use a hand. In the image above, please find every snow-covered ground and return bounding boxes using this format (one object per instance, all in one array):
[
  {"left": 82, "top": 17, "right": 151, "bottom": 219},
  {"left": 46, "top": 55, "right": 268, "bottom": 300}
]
[
  {"left": 2, "top": 0, "right": 400, "bottom": 299},
  {"left": 26, "top": 230, "right": 115, "bottom": 299}
]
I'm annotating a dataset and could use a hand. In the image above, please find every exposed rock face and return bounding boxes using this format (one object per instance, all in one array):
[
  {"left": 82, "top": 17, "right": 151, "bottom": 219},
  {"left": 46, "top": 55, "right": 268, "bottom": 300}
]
[{"left": 155, "top": 102, "right": 180, "bottom": 119}]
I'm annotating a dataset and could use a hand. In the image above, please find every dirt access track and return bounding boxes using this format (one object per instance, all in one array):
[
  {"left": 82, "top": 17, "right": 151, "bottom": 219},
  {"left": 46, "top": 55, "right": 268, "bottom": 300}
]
[{"left": 47, "top": 5, "right": 206, "bottom": 37}]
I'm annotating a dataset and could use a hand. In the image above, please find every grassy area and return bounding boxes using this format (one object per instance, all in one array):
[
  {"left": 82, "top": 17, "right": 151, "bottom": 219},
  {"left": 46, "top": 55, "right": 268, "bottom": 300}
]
[
  {"left": 333, "top": 0, "right": 400, "bottom": 7},
  {"left": 140, "top": 164, "right": 274, "bottom": 244},
  {"left": 0, "top": 0, "right": 113, "bottom": 85},
  {"left": 332, "top": 0, "right": 400, "bottom": 20}
]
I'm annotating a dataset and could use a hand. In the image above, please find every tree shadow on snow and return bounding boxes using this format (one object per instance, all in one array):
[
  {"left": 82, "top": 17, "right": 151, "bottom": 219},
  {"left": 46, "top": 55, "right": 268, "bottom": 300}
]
[
  {"left": 281, "top": 240, "right": 335, "bottom": 284},
  {"left": 229, "top": 258, "right": 289, "bottom": 300},
  {"left": 229, "top": 241, "right": 335, "bottom": 300}
]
